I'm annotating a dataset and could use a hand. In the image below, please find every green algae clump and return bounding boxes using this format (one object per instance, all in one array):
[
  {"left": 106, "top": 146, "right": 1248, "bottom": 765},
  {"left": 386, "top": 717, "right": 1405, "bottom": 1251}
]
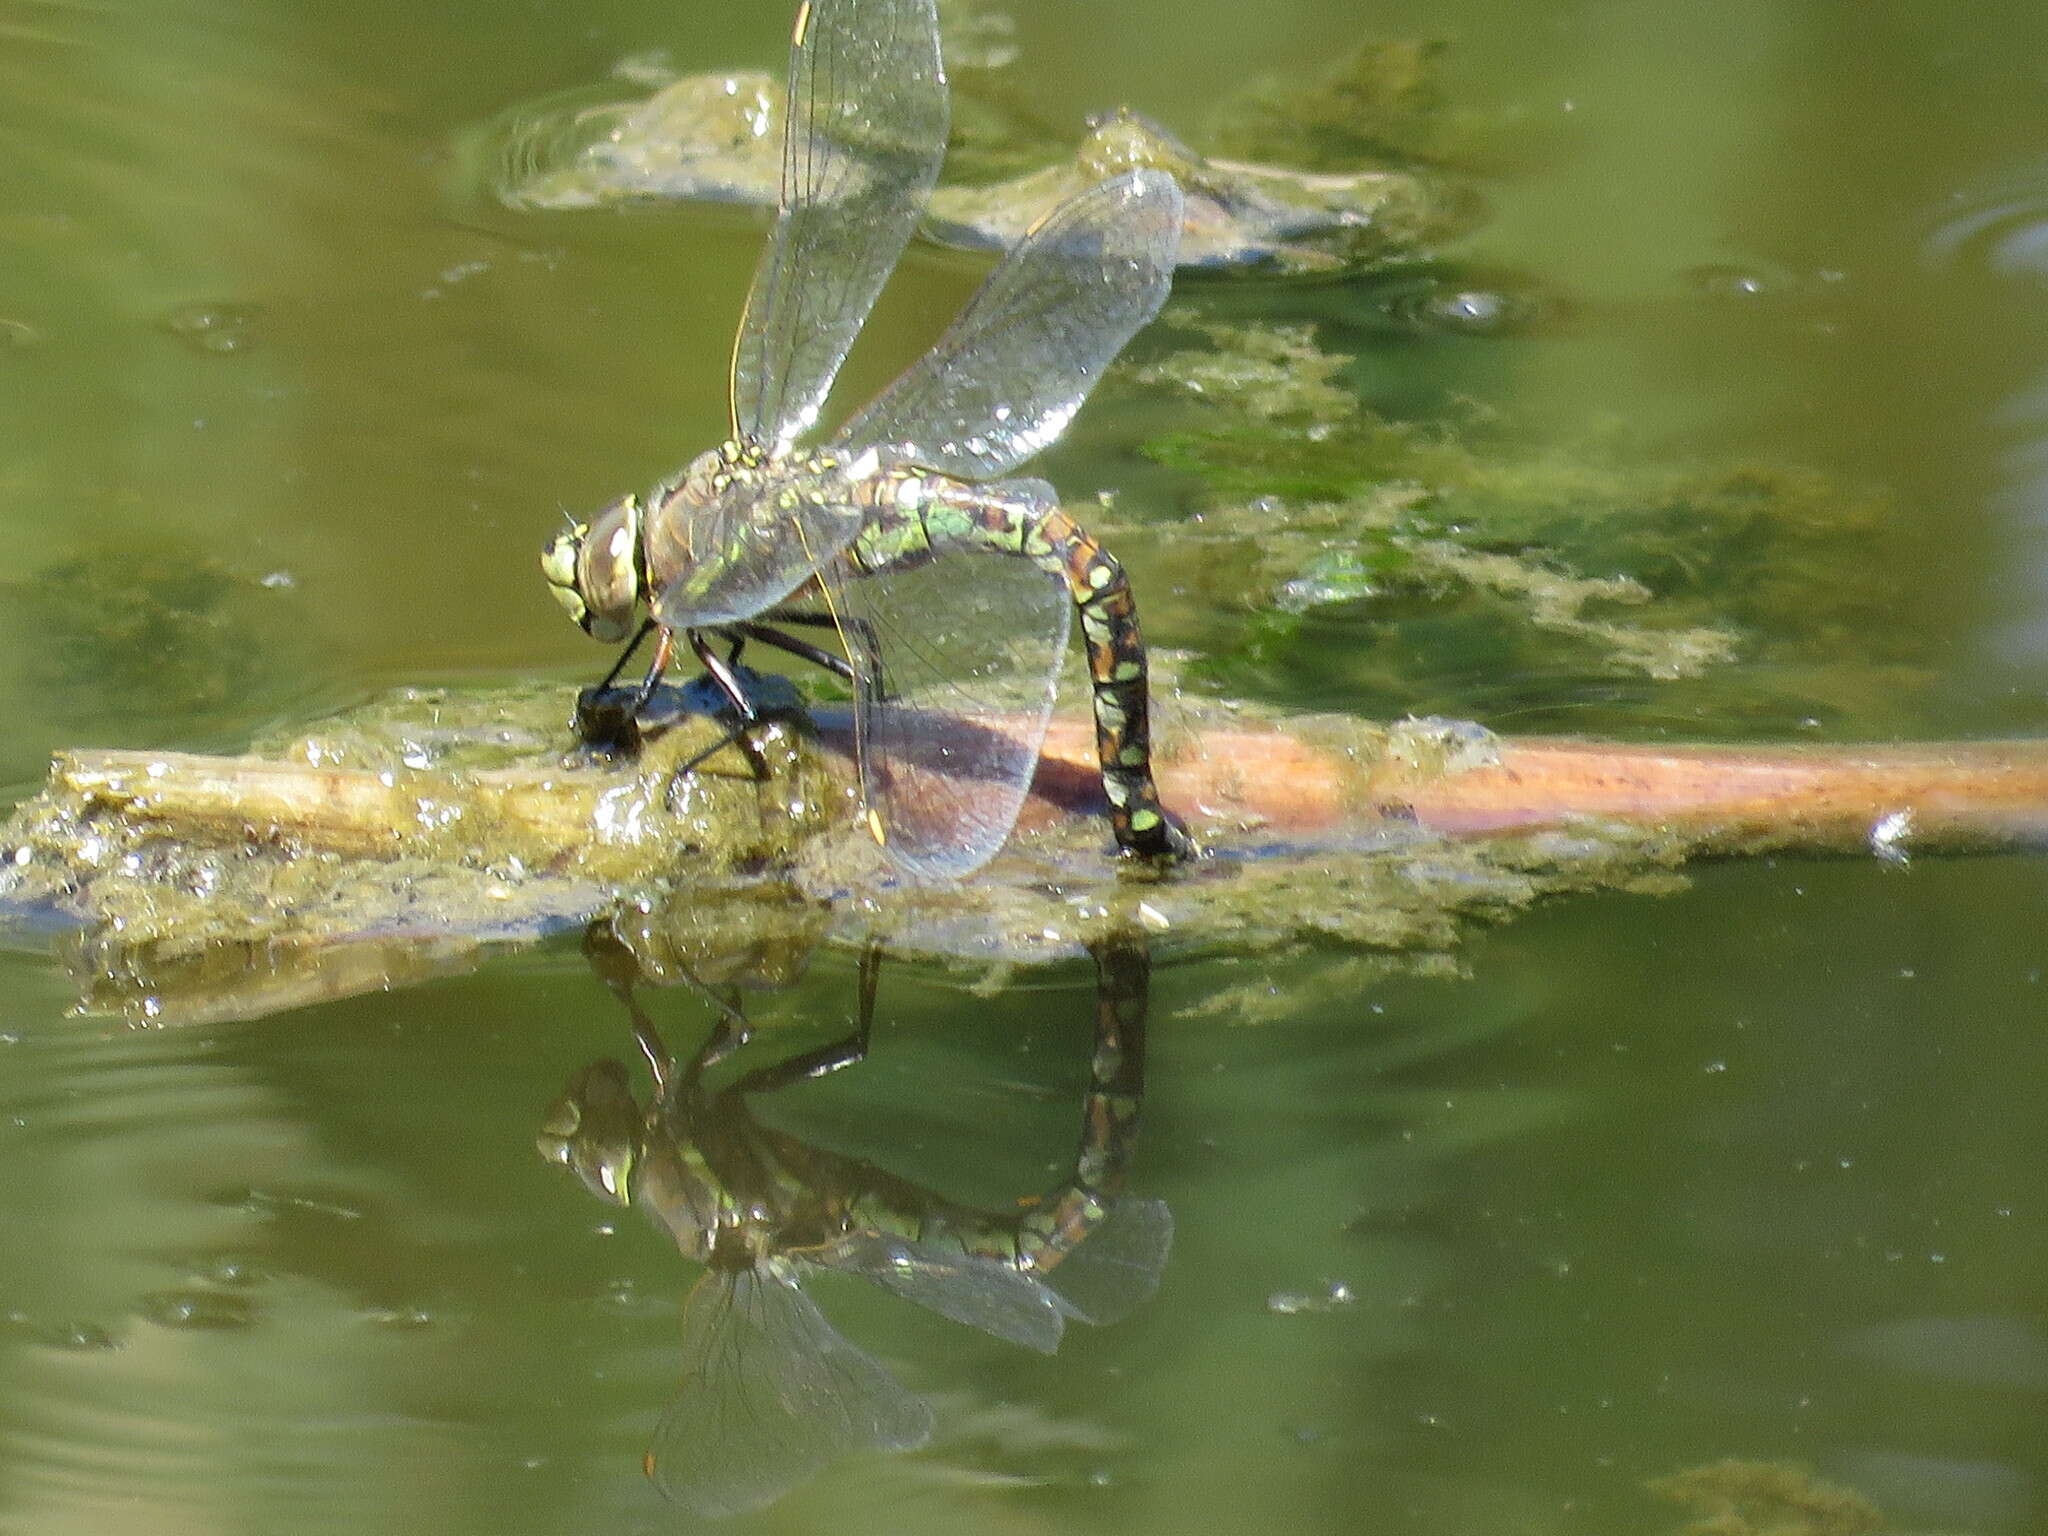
[{"left": 1128, "top": 319, "right": 1924, "bottom": 735}]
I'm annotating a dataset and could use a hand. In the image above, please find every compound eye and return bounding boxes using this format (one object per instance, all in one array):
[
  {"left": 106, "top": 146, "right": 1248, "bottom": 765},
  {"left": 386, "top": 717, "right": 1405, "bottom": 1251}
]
[
  {"left": 544, "top": 575, "right": 592, "bottom": 630},
  {"left": 578, "top": 497, "right": 642, "bottom": 639},
  {"left": 540, "top": 530, "right": 583, "bottom": 594},
  {"left": 542, "top": 498, "right": 642, "bottom": 642}
]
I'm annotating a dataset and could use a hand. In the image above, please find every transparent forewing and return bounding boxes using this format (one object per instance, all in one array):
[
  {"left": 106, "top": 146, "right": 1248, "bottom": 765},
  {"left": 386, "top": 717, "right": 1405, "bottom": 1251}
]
[
  {"left": 731, "top": 0, "right": 948, "bottom": 453},
  {"left": 836, "top": 169, "right": 1184, "bottom": 481},
  {"left": 647, "top": 1266, "right": 934, "bottom": 1518},
  {"left": 1040, "top": 1198, "right": 1174, "bottom": 1328},
  {"left": 838, "top": 481, "right": 1070, "bottom": 879},
  {"left": 818, "top": 1230, "right": 1068, "bottom": 1353},
  {"left": 650, "top": 473, "right": 868, "bottom": 630}
]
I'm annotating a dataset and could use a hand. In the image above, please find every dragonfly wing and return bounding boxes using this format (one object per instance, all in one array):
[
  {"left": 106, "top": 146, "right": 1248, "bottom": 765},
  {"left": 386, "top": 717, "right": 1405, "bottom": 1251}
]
[
  {"left": 837, "top": 483, "right": 1070, "bottom": 879},
  {"left": 647, "top": 1265, "right": 934, "bottom": 1518},
  {"left": 1041, "top": 1197, "right": 1174, "bottom": 1328},
  {"left": 650, "top": 478, "right": 867, "bottom": 630},
  {"left": 819, "top": 1230, "right": 1068, "bottom": 1354},
  {"left": 836, "top": 169, "right": 1184, "bottom": 481},
  {"left": 731, "top": 0, "right": 948, "bottom": 452}
]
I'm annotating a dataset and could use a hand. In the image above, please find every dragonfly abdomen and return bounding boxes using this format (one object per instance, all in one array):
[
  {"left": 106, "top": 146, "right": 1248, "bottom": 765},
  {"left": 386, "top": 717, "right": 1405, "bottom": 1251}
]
[{"left": 878, "top": 475, "right": 1186, "bottom": 859}]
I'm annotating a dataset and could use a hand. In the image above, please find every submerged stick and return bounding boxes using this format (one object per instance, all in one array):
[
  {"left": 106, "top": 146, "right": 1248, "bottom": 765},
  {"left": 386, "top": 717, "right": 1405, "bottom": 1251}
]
[
  {"left": 1061, "top": 719, "right": 2048, "bottom": 854},
  {"left": 8, "top": 686, "right": 2047, "bottom": 1024},
  {"left": 36, "top": 713, "right": 2048, "bottom": 865}
]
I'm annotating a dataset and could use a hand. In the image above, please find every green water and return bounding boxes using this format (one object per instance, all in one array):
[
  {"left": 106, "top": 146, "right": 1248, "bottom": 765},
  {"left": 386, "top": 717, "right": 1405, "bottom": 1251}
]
[{"left": 6, "top": 0, "right": 2048, "bottom": 1531}]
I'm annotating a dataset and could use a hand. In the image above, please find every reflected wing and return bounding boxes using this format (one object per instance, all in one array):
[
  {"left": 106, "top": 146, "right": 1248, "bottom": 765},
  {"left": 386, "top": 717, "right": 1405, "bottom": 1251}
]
[
  {"left": 836, "top": 169, "right": 1184, "bottom": 480},
  {"left": 818, "top": 1230, "right": 1068, "bottom": 1354},
  {"left": 647, "top": 1266, "right": 934, "bottom": 1518},
  {"left": 1042, "top": 1198, "right": 1174, "bottom": 1328},
  {"left": 836, "top": 480, "right": 1070, "bottom": 880},
  {"left": 731, "top": 0, "right": 948, "bottom": 453}
]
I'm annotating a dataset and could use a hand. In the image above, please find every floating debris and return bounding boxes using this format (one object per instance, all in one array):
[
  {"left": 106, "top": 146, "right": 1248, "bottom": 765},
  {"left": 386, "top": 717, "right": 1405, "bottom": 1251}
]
[
  {"left": 1648, "top": 1458, "right": 1887, "bottom": 1536},
  {"left": 480, "top": 81, "right": 1477, "bottom": 274},
  {"left": 921, "top": 110, "right": 1480, "bottom": 274}
]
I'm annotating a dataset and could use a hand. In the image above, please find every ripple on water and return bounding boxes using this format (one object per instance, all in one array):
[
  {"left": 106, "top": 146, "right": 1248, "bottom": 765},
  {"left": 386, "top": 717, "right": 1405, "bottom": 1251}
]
[
  {"left": 1351, "top": 265, "right": 1567, "bottom": 340},
  {"left": 0, "top": 1022, "right": 413, "bottom": 1523},
  {"left": 1922, "top": 156, "right": 2048, "bottom": 664},
  {"left": 471, "top": 70, "right": 781, "bottom": 214},
  {"left": 476, "top": 83, "right": 637, "bottom": 210},
  {"left": 134, "top": 1288, "right": 266, "bottom": 1331},
  {"left": 1924, "top": 158, "right": 2048, "bottom": 279},
  {"left": 158, "top": 300, "right": 264, "bottom": 355},
  {"left": 0, "top": 1346, "right": 490, "bottom": 1528}
]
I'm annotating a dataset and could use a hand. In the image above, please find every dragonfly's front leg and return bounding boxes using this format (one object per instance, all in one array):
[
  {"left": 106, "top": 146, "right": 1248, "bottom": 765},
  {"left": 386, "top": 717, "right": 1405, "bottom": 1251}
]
[{"left": 573, "top": 619, "right": 664, "bottom": 752}]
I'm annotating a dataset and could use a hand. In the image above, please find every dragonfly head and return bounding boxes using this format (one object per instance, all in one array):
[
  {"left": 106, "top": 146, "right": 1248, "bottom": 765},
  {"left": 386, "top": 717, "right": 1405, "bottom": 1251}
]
[
  {"left": 536, "top": 1059, "right": 641, "bottom": 1206},
  {"left": 541, "top": 494, "right": 643, "bottom": 644},
  {"left": 538, "top": 1058, "right": 730, "bottom": 1260}
]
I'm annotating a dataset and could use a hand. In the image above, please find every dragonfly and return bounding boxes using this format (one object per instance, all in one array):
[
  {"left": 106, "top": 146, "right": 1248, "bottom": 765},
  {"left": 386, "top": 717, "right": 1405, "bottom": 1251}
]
[
  {"left": 540, "top": 0, "right": 1192, "bottom": 878},
  {"left": 538, "top": 933, "right": 1171, "bottom": 1517}
]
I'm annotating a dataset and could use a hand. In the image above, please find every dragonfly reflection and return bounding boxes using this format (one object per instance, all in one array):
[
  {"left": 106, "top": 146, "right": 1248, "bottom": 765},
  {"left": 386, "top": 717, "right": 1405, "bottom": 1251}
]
[
  {"left": 538, "top": 930, "right": 1168, "bottom": 1516},
  {"left": 541, "top": 0, "right": 1191, "bottom": 875}
]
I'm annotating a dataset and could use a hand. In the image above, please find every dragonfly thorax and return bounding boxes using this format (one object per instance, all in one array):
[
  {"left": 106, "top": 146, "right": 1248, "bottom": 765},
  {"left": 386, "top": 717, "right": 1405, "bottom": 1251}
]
[{"left": 641, "top": 438, "right": 879, "bottom": 628}]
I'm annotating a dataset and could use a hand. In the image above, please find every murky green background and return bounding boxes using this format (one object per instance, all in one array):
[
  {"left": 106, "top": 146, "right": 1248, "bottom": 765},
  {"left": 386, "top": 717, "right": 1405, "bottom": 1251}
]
[{"left": 5, "top": 0, "right": 2048, "bottom": 1531}]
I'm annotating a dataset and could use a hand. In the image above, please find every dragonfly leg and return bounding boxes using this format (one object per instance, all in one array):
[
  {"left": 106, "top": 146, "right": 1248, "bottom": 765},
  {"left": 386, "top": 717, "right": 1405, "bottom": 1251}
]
[
  {"left": 687, "top": 628, "right": 758, "bottom": 722},
  {"left": 729, "top": 620, "right": 860, "bottom": 688},
  {"left": 725, "top": 941, "right": 879, "bottom": 1094},
  {"left": 725, "top": 1025, "right": 871, "bottom": 1093},
  {"left": 580, "top": 920, "right": 683, "bottom": 1097},
  {"left": 597, "top": 618, "right": 658, "bottom": 692},
  {"left": 685, "top": 999, "right": 752, "bottom": 1079},
  {"left": 629, "top": 625, "right": 678, "bottom": 712},
  {"left": 581, "top": 917, "right": 754, "bottom": 1096},
  {"left": 662, "top": 630, "right": 776, "bottom": 801},
  {"left": 758, "top": 607, "right": 889, "bottom": 700}
]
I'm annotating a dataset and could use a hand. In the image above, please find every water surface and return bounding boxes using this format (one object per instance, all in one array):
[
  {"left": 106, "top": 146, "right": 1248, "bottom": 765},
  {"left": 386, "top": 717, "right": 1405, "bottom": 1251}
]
[{"left": 4, "top": 0, "right": 2048, "bottom": 1531}]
